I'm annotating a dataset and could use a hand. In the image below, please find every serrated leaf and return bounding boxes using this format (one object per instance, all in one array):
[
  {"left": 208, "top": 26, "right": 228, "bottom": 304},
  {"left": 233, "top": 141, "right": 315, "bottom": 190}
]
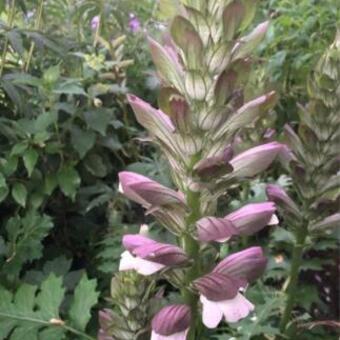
[
  {"left": 3, "top": 211, "right": 54, "bottom": 277},
  {"left": 0, "top": 274, "right": 65, "bottom": 339},
  {"left": 57, "top": 166, "right": 81, "bottom": 201},
  {"left": 69, "top": 274, "right": 99, "bottom": 331},
  {"left": 12, "top": 183, "right": 27, "bottom": 207},
  {"left": 23, "top": 148, "right": 39, "bottom": 177}
]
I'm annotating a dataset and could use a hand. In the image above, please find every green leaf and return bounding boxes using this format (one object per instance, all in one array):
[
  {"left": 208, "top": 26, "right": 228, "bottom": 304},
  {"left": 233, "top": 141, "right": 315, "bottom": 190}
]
[
  {"left": 12, "top": 183, "right": 27, "bottom": 207},
  {"left": 11, "top": 142, "right": 28, "bottom": 156},
  {"left": 23, "top": 148, "right": 39, "bottom": 177},
  {"left": 0, "top": 271, "right": 96, "bottom": 339},
  {"left": 43, "top": 65, "right": 60, "bottom": 84},
  {"left": 69, "top": 274, "right": 99, "bottom": 331},
  {"left": 0, "top": 173, "right": 9, "bottom": 203},
  {"left": 54, "top": 82, "right": 87, "bottom": 96},
  {"left": 0, "top": 274, "right": 65, "bottom": 339},
  {"left": 84, "top": 109, "right": 113, "bottom": 136},
  {"left": 3, "top": 211, "right": 54, "bottom": 277},
  {"left": 44, "top": 174, "right": 58, "bottom": 195},
  {"left": 57, "top": 166, "right": 81, "bottom": 201},
  {"left": 71, "top": 127, "right": 96, "bottom": 159}
]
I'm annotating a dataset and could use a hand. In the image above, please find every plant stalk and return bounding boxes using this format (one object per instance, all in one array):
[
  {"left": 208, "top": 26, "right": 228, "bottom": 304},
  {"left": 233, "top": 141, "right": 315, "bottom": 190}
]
[
  {"left": 181, "top": 188, "right": 201, "bottom": 340},
  {"left": 0, "top": 0, "right": 16, "bottom": 77},
  {"left": 24, "top": 0, "right": 44, "bottom": 72},
  {"left": 279, "top": 227, "right": 308, "bottom": 336}
]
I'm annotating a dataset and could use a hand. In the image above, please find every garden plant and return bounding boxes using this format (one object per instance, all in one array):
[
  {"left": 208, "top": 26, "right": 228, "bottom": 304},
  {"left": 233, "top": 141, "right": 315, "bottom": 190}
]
[{"left": 0, "top": 0, "right": 338, "bottom": 339}]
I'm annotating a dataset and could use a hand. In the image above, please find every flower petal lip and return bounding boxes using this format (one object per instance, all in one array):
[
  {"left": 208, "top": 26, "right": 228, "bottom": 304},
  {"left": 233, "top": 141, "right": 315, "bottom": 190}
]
[
  {"left": 193, "top": 272, "right": 246, "bottom": 301},
  {"left": 225, "top": 202, "right": 277, "bottom": 235},
  {"left": 213, "top": 246, "right": 267, "bottom": 282},
  {"left": 119, "top": 250, "right": 165, "bottom": 275},
  {"left": 152, "top": 304, "right": 191, "bottom": 336},
  {"left": 200, "top": 293, "right": 254, "bottom": 327},
  {"left": 197, "top": 217, "right": 239, "bottom": 242}
]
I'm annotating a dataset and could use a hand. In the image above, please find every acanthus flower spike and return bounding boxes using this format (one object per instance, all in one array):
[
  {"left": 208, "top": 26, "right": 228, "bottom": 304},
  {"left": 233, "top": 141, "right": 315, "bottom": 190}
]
[
  {"left": 151, "top": 304, "right": 191, "bottom": 340},
  {"left": 119, "top": 234, "right": 188, "bottom": 276}
]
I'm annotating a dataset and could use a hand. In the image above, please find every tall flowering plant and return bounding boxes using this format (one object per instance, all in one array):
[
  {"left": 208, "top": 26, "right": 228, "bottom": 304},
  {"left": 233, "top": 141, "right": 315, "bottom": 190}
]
[
  {"left": 266, "top": 32, "right": 340, "bottom": 337},
  {"left": 103, "top": 0, "right": 284, "bottom": 338}
]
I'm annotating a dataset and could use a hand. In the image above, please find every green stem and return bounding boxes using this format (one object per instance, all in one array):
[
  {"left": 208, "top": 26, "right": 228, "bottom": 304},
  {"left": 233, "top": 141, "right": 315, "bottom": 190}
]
[
  {"left": 279, "top": 227, "right": 308, "bottom": 336},
  {"left": 24, "top": 0, "right": 44, "bottom": 72},
  {"left": 0, "top": 0, "right": 16, "bottom": 77},
  {"left": 181, "top": 188, "right": 201, "bottom": 340},
  {"left": 0, "top": 312, "right": 95, "bottom": 340}
]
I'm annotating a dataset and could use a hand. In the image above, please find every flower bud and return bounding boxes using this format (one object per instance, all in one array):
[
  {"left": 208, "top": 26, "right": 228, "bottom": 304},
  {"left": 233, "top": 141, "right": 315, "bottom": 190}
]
[
  {"left": 194, "top": 146, "right": 233, "bottom": 179},
  {"left": 225, "top": 202, "right": 278, "bottom": 235},
  {"left": 213, "top": 247, "right": 267, "bottom": 282},
  {"left": 230, "top": 142, "right": 283, "bottom": 178},
  {"left": 196, "top": 217, "right": 238, "bottom": 242},
  {"left": 151, "top": 304, "right": 191, "bottom": 340},
  {"left": 118, "top": 171, "right": 185, "bottom": 209},
  {"left": 266, "top": 184, "right": 301, "bottom": 218},
  {"left": 309, "top": 213, "right": 340, "bottom": 232}
]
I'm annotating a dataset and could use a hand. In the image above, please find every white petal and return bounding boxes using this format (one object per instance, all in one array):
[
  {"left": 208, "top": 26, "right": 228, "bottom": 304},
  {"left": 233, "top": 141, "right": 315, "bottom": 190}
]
[
  {"left": 119, "top": 251, "right": 165, "bottom": 276},
  {"left": 216, "top": 236, "right": 231, "bottom": 243},
  {"left": 135, "top": 257, "right": 165, "bottom": 275},
  {"left": 118, "top": 182, "right": 124, "bottom": 193},
  {"left": 218, "top": 293, "right": 254, "bottom": 323},
  {"left": 200, "top": 295, "right": 224, "bottom": 328},
  {"left": 119, "top": 251, "right": 137, "bottom": 271},
  {"left": 151, "top": 330, "right": 188, "bottom": 340},
  {"left": 268, "top": 213, "right": 279, "bottom": 225}
]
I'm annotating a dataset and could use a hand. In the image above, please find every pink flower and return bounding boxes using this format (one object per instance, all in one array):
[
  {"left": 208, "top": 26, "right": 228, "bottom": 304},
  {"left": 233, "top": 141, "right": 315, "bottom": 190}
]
[
  {"left": 225, "top": 202, "right": 279, "bottom": 235},
  {"left": 230, "top": 142, "right": 283, "bottom": 178},
  {"left": 151, "top": 304, "right": 191, "bottom": 340},
  {"left": 128, "top": 13, "right": 141, "bottom": 33},
  {"left": 194, "top": 272, "right": 253, "bottom": 328},
  {"left": 213, "top": 247, "right": 267, "bottom": 282},
  {"left": 91, "top": 16, "right": 100, "bottom": 30},
  {"left": 194, "top": 247, "right": 266, "bottom": 328},
  {"left": 196, "top": 202, "right": 278, "bottom": 242},
  {"left": 118, "top": 171, "right": 185, "bottom": 209},
  {"left": 119, "top": 234, "right": 188, "bottom": 276}
]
